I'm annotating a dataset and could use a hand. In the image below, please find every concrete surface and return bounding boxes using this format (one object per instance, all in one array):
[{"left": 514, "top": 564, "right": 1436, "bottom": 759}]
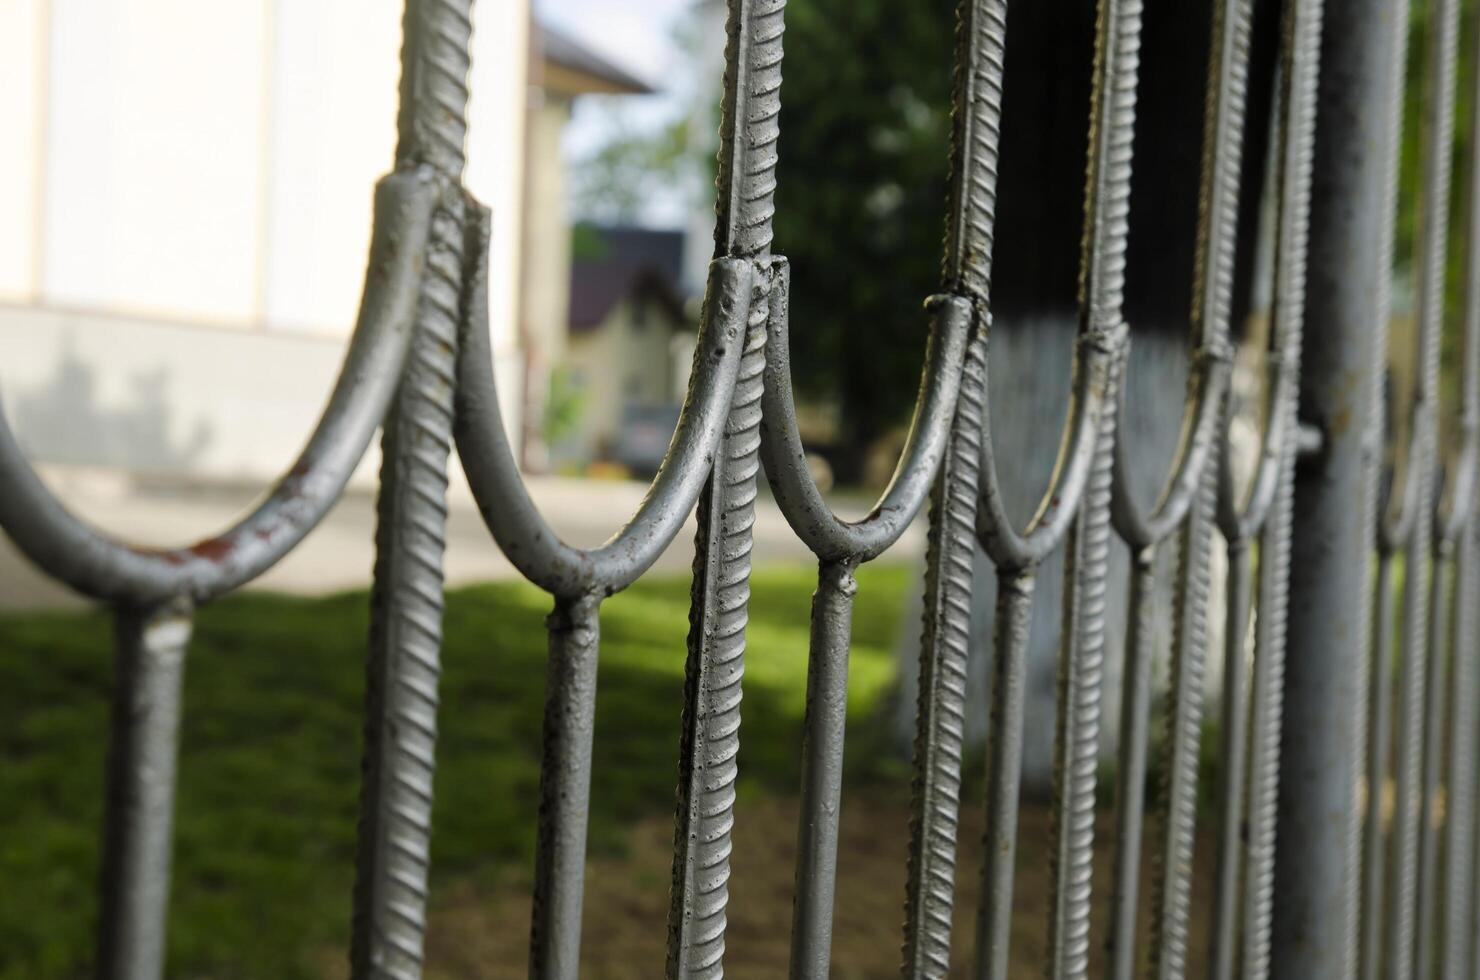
[{"left": 0, "top": 465, "right": 925, "bottom": 611}]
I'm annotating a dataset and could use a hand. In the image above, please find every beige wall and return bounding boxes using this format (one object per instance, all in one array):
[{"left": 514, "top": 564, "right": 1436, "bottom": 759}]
[
  {"left": 565, "top": 298, "right": 683, "bottom": 460},
  {"left": 0, "top": 0, "right": 529, "bottom": 481}
]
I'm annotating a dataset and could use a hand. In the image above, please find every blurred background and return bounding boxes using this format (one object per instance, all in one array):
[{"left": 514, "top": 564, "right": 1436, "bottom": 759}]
[{"left": 0, "top": 0, "right": 1469, "bottom": 977}]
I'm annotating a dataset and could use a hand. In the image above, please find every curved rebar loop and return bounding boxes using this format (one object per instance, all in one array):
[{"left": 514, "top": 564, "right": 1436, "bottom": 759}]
[
  {"left": 1095, "top": 3, "right": 1251, "bottom": 977},
  {"left": 455, "top": 221, "right": 752, "bottom": 600},
  {"left": 0, "top": 174, "right": 438, "bottom": 607},
  {"left": 752, "top": 10, "right": 992, "bottom": 976},
  {"left": 867, "top": 2, "right": 1012, "bottom": 976},
  {"left": 1029, "top": 1, "right": 1143, "bottom": 977},
  {"left": 757, "top": 270, "right": 971, "bottom": 978},
  {"left": 452, "top": 208, "right": 751, "bottom": 978},
  {"left": 0, "top": 155, "right": 439, "bottom": 980},
  {"left": 1207, "top": 3, "right": 1322, "bottom": 975},
  {"left": 1201, "top": 0, "right": 1324, "bottom": 976},
  {"left": 451, "top": 3, "right": 778, "bottom": 974}
]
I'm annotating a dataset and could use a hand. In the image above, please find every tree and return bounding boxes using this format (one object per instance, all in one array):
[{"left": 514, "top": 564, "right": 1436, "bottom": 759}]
[{"left": 768, "top": 0, "right": 957, "bottom": 481}]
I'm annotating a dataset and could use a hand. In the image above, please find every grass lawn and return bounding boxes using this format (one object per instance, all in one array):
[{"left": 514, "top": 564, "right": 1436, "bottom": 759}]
[{"left": 0, "top": 563, "right": 914, "bottom": 979}]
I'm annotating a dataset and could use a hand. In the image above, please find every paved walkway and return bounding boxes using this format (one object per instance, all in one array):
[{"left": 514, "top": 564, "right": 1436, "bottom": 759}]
[{"left": 0, "top": 468, "right": 925, "bottom": 611}]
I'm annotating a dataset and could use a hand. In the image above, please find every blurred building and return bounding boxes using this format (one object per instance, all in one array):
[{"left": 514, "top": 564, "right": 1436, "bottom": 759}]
[
  {"left": 519, "top": 23, "right": 654, "bottom": 472},
  {"left": 561, "top": 225, "right": 692, "bottom": 473},
  {"left": 0, "top": 0, "right": 530, "bottom": 488}
]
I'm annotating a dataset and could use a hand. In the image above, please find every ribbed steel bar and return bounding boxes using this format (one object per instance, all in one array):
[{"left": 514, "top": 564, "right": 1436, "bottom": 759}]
[
  {"left": 1209, "top": 541, "right": 1252, "bottom": 980},
  {"left": 1448, "top": 522, "right": 1480, "bottom": 978},
  {"left": 1148, "top": 468, "right": 1216, "bottom": 980},
  {"left": 1045, "top": 0, "right": 1141, "bottom": 975},
  {"left": 1102, "top": 0, "right": 1250, "bottom": 969},
  {"left": 1386, "top": 505, "right": 1433, "bottom": 980},
  {"left": 970, "top": 570, "right": 1034, "bottom": 980},
  {"left": 1247, "top": 0, "right": 1324, "bottom": 974},
  {"left": 1243, "top": 452, "right": 1294, "bottom": 980},
  {"left": 1361, "top": 555, "right": 1397, "bottom": 980},
  {"left": 529, "top": 593, "right": 602, "bottom": 980},
  {"left": 351, "top": 2, "right": 472, "bottom": 977},
  {"left": 787, "top": 560, "right": 857, "bottom": 980},
  {"left": 666, "top": 0, "right": 782, "bottom": 974},
  {"left": 1106, "top": 552, "right": 1156, "bottom": 980},
  {"left": 352, "top": 201, "right": 464, "bottom": 980},
  {"left": 1382, "top": 1, "right": 1459, "bottom": 975},
  {"left": 1438, "top": 16, "right": 1480, "bottom": 970},
  {"left": 1414, "top": 555, "right": 1455, "bottom": 980},
  {"left": 1049, "top": 334, "right": 1125, "bottom": 980},
  {"left": 902, "top": 328, "right": 987, "bottom": 980},
  {"left": 1411, "top": 8, "right": 1462, "bottom": 974},
  {"left": 898, "top": 0, "right": 1010, "bottom": 964},
  {"left": 767, "top": 285, "right": 971, "bottom": 980},
  {"left": 96, "top": 599, "right": 194, "bottom": 980},
  {"left": 666, "top": 305, "right": 766, "bottom": 977}
]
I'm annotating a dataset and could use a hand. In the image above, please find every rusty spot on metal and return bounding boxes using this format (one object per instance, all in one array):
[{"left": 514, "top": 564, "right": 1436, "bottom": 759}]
[{"left": 189, "top": 536, "right": 234, "bottom": 563}]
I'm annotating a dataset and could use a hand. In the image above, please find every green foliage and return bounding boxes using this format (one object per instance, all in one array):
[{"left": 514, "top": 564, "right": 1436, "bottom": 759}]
[
  {"left": 0, "top": 564, "right": 909, "bottom": 979},
  {"left": 771, "top": 0, "right": 957, "bottom": 477},
  {"left": 542, "top": 364, "right": 587, "bottom": 447},
  {"left": 571, "top": 112, "right": 705, "bottom": 225},
  {"left": 1400, "top": 0, "right": 1479, "bottom": 407}
]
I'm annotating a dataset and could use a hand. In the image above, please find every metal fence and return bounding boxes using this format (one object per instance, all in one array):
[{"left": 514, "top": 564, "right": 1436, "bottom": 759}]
[{"left": 1, "top": 0, "right": 1477, "bottom": 977}]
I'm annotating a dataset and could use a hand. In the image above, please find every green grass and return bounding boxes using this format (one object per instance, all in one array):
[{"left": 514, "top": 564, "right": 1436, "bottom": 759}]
[{"left": 0, "top": 563, "right": 911, "bottom": 979}]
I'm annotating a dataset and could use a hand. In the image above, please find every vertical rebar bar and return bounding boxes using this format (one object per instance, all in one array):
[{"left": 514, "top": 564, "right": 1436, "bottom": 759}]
[
  {"left": 1414, "top": 552, "right": 1454, "bottom": 980},
  {"left": 1047, "top": 0, "right": 1141, "bottom": 975},
  {"left": 788, "top": 560, "right": 858, "bottom": 980},
  {"left": 1438, "top": 538, "right": 1474, "bottom": 980},
  {"left": 667, "top": 296, "right": 767, "bottom": 980},
  {"left": 1209, "top": 541, "right": 1252, "bottom": 980},
  {"left": 1362, "top": 556, "right": 1398, "bottom": 980},
  {"left": 1244, "top": 440, "right": 1295, "bottom": 980},
  {"left": 1441, "top": 499, "right": 1480, "bottom": 977},
  {"left": 1388, "top": 511, "right": 1433, "bottom": 980},
  {"left": 971, "top": 569, "right": 1035, "bottom": 980},
  {"left": 351, "top": 3, "right": 472, "bottom": 977},
  {"left": 667, "top": 2, "right": 780, "bottom": 974},
  {"left": 901, "top": 0, "right": 1006, "bottom": 968},
  {"left": 529, "top": 593, "right": 602, "bottom": 980},
  {"left": 1382, "top": 0, "right": 1461, "bottom": 962},
  {"left": 1454, "top": 524, "right": 1480, "bottom": 979},
  {"left": 1107, "top": 551, "right": 1157, "bottom": 980},
  {"left": 96, "top": 599, "right": 193, "bottom": 980},
  {"left": 1252, "top": 0, "right": 1321, "bottom": 973},
  {"left": 901, "top": 329, "right": 986, "bottom": 980},
  {"left": 1149, "top": 470, "right": 1216, "bottom": 980},
  {"left": 1409, "top": 2, "right": 1464, "bottom": 964}
]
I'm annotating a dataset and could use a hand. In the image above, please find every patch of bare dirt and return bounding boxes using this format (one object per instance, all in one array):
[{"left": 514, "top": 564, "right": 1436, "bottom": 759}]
[{"left": 419, "top": 792, "right": 1216, "bottom": 979}]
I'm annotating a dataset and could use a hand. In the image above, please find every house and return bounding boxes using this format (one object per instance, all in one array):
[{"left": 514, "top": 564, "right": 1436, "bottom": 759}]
[
  {"left": 517, "top": 24, "right": 655, "bottom": 471},
  {"left": 0, "top": 2, "right": 653, "bottom": 491},
  {"left": 561, "top": 225, "right": 693, "bottom": 473}
]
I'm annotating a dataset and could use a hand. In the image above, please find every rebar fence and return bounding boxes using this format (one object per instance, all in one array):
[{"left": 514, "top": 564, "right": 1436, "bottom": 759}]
[{"left": 2, "top": 0, "right": 1478, "bottom": 977}]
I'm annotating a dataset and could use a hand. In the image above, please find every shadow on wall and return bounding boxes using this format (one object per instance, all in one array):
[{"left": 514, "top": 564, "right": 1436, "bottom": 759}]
[{"left": 11, "top": 337, "right": 212, "bottom": 473}]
